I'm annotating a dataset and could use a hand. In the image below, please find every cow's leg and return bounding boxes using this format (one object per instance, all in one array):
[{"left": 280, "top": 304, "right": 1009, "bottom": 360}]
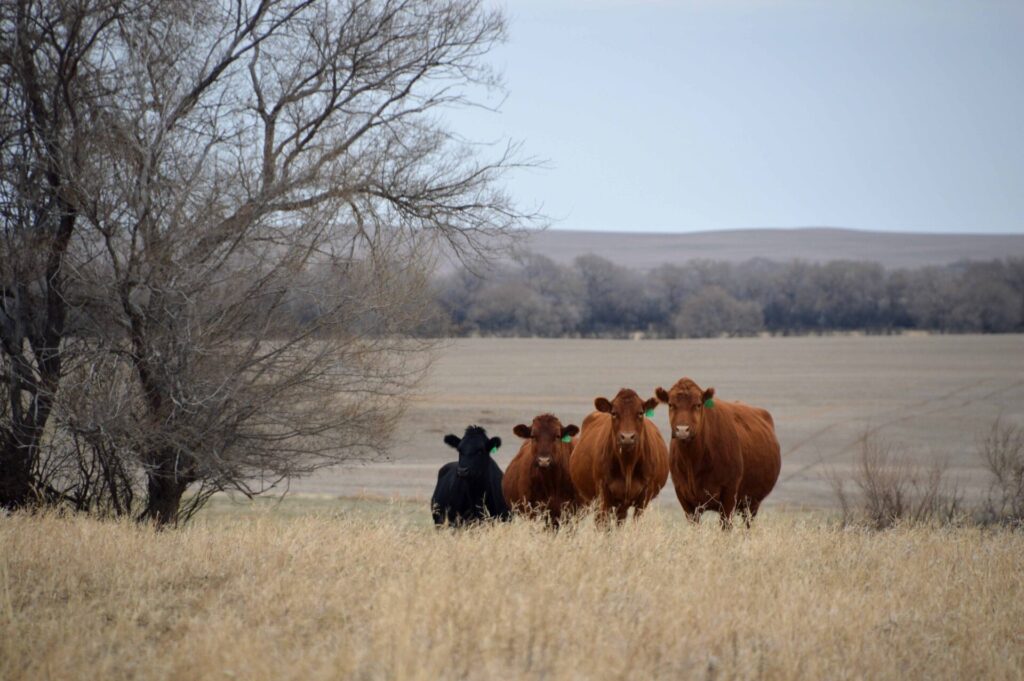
[
  {"left": 719, "top": 488, "right": 737, "bottom": 530},
  {"left": 736, "top": 496, "right": 752, "bottom": 528},
  {"left": 674, "top": 486, "right": 700, "bottom": 523},
  {"left": 747, "top": 499, "right": 761, "bottom": 525},
  {"left": 632, "top": 497, "right": 648, "bottom": 521},
  {"left": 596, "top": 498, "right": 614, "bottom": 529},
  {"left": 546, "top": 504, "right": 560, "bottom": 530}
]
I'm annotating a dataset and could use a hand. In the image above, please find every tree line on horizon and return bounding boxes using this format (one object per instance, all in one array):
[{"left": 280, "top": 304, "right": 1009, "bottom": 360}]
[{"left": 423, "top": 254, "right": 1024, "bottom": 338}]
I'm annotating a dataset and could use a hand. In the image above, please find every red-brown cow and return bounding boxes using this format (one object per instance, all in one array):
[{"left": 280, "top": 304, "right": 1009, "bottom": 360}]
[
  {"left": 656, "top": 377, "right": 781, "bottom": 527},
  {"left": 502, "top": 414, "right": 580, "bottom": 526},
  {"left": 569, "top": 388, "right": 669, "bottom": 523}
]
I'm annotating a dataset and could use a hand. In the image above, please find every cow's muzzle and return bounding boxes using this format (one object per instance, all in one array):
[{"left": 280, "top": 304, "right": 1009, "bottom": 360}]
[
  {"left": 673, "top": 425, "right": 693, "bottom": 442},
  {"left": 456, "top": 466, "right": 471, "bottom": 478},
  {"left": 537, "top": 456, "right": 552, "bottom": 468}
]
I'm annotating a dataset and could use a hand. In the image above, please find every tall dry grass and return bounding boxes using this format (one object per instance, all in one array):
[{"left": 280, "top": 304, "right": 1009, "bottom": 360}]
[{"left": 2, "top": 506, "right": 1023, "bottom": 681}]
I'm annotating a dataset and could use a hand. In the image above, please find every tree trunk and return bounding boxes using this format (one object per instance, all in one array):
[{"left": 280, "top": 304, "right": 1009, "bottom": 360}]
[
  {"left": 0, "top": 429, "right": 34, "bottom": 509},
  {"left": 139, "top": 453, "right": 195, "bottom": 527}
]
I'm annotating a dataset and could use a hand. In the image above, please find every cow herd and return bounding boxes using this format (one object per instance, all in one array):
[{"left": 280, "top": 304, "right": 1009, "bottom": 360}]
[{"left": 430, "top": 377, "right": 782, "bottom": 528}]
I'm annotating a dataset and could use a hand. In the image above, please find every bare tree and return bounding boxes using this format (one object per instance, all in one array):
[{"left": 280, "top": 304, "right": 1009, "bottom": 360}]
[
  {"left": 574, "top": 254, "right": 648, "bottom": 336},
  {"left": 0, "top": 0, "right": 119, "bottom": 507},
  {"left": 2, "top": 0, "right": 536, "bottom": 524},
  {"left": 672, "top": 285, "right": 763, "bottom": 338}
]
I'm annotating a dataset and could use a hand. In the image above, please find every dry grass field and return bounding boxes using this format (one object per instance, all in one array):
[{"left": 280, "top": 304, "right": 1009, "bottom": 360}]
[
  {"left": 3, "top": 506, "right": 1023, "bottom": 681},
  {"left": 4, "top": 335, "right": 1022, "bottom": 680},
  {"left": 296, "top": 335, "right": 1024, "bottom": 509}
]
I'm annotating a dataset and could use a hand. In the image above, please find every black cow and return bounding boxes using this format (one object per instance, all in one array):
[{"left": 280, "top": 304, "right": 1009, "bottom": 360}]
[{"left": 431, "top": 425, "right": 510, "bottom": 526}]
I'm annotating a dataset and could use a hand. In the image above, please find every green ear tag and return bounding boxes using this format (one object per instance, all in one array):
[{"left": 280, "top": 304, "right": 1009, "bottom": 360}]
[
  {"left": 489, "top": 446, "right": 498, "bottom": 455},
  {"left": 644, "top": 408, "right": 655, "bottom": 418},
  {"left": 704, "top": 398, "right": 714, "bottom": 409},
  {"left": 561, "top": 434, "right": 572, "bottom": 443}
]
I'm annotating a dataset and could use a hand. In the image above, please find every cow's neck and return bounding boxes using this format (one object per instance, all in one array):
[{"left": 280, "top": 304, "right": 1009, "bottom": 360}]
[
  {"left": 672, "top": 413, "right": 716, "bottom": 472},
  {"left": 532, "top": 445, "right": 571, "bottom": 499},
  {"left": 607, "top": 431, "right": 643, "bottom": 487},
  {"left": 529, "top": 460, "right": 555, "bottom": 495},
  {"left": 672, "top": 437, "right": 708, "bottom": 472},
  {"left": 457, "top": 460, "right": 490, "bottom": 489}
]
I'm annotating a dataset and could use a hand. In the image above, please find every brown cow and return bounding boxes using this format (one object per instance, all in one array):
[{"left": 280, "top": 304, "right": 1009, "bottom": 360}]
[
  {"left": 656, "top": 378, "right": 781, "bottom": 527},
  {"left": 502, "top": 414, "right": 580, "bottom": 526},
  {"left": 569, "top": 388, "right": 669, "bottom": 523}
]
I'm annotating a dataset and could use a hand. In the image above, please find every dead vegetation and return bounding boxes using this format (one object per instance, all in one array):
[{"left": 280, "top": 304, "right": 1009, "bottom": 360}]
[
  {"left": 830, "top": 431, "right": 964, "bottom": 529},
  {"left": 2, "top": 507, "right": 1022, "bottom": 681},
  {"left": 830, "top": 419, "right": 1024, "bottom": 529},
  {"left": 977, "top": 418, "right": 1024, "bottom": 527}
]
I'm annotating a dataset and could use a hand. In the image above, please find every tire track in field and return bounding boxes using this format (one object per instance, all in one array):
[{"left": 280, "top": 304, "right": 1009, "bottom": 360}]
[
  {"left": 783, "top": 377, "right": 993, "bottom": 460},
  {"left": 781, "top": 376, "right": 1021, "bottom": 483}
]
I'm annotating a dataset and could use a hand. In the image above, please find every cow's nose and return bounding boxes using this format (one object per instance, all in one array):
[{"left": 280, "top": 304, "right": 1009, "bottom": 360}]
[
  {"left": 673, "top": 425, "right": 692, "bottom": 441},
  {"left": 618, "top": 431, "right": 637, "bottom": 447},
  {"left": 537, "top": 456, "right": 552, "bottom": 468}
]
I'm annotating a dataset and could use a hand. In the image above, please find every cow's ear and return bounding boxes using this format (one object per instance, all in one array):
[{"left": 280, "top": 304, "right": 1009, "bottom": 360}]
[
  {"left": 513, "top": 424, "right": 531, "bottom": 439},
  {"left": 655, "top": 386, "right": 670, "bottom": 403},
  {"left": 702, "top": 387, "right": 716, "bottom": 403},
  {"left": 487, "top": 436, "right": 502, "bottom": 453},
  {"left": 643, "top": 397, "right": 659, "bottom": 413},
  {"left": 444, "top": 434, "right": 461, "bottom": 449},
  {"left": 595, "top": 397, "right": 612, "bottom": 413},
  {"left": 562, "top": 424, "right": 580, "bottom": 438}
]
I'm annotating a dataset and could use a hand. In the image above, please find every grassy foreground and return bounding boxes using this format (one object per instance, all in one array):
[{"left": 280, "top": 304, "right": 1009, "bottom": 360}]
[{"left": 2, "top": 501, "right": 1023, "bottom": 681}]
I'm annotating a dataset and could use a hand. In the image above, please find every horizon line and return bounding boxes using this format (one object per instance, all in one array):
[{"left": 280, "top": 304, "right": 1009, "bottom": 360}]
[{"left": 524, "top": 225, "right": 1024, "bottom": 237}]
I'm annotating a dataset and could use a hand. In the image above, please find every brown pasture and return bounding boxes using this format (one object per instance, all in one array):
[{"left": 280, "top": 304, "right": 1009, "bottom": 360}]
[{"left": 293, "top": 334, "right": 1024, "bottom": 510}]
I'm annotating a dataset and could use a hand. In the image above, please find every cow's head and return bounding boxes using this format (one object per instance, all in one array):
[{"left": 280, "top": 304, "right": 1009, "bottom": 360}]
[
  {"left": 594, "top": 388, "right": 658, "bottom": 452},
  {"left": 513, "top": 414, "right": 579, "bottom": 469},
  {"left": 444, "top": 425, "right": 501, "bottom": 477},
  {"left": 656, "top": 378, "right": 715, "bottom": 443}
]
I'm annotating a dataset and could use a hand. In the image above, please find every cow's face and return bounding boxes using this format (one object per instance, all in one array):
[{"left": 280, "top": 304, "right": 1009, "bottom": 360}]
[
  {"left": 513, "top": 414, "right": 579, "bottom": 468},
  {"left": 444, "top": 426, "right": 500, "bottom": 475},
  {"left": 656, "top": 379, "right": 714, "bottom": 443},
  {"left": 595, "top": 388, "right": 658, "bottom": 451}
]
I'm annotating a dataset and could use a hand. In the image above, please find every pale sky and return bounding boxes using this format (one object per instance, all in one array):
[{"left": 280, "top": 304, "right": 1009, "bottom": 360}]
[{"left": 448, "top": 0, "right": 1024, "bottom": 234}]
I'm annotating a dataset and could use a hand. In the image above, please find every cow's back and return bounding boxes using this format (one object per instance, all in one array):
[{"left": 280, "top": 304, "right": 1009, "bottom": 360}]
[
  {"left": 728, "top": 402, "right": 781, "bottom": 506},
  {"left": 570, "top": 411, "right": 612, "bottom": 503}
]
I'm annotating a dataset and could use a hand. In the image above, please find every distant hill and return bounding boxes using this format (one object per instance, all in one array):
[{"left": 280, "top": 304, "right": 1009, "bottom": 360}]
[{"left": 511, "top": 227, "right": 1024, "bottom": 270}]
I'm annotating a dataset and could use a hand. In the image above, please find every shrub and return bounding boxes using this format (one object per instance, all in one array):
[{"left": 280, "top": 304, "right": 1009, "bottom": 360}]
[
  {"left": 976, "top": 419, "right": 1024, "bottom": 527},
  {"left": 830, "top": 432, "right": 963, "bottom": 529}
]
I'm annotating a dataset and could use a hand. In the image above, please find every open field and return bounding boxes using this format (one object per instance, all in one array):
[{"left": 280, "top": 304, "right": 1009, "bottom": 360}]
[
  {"left": 514, "top": 227, "right": 1024, "bottom": 270},
  {"left": 9, "top": 336, "right": 1017, "bottom": 680},
  {"left": 294, "top": 335, "right": 1024, "bottom": 510},
  {"left": 3, "top": 508, "right": 1023, "bottom": 681}
]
